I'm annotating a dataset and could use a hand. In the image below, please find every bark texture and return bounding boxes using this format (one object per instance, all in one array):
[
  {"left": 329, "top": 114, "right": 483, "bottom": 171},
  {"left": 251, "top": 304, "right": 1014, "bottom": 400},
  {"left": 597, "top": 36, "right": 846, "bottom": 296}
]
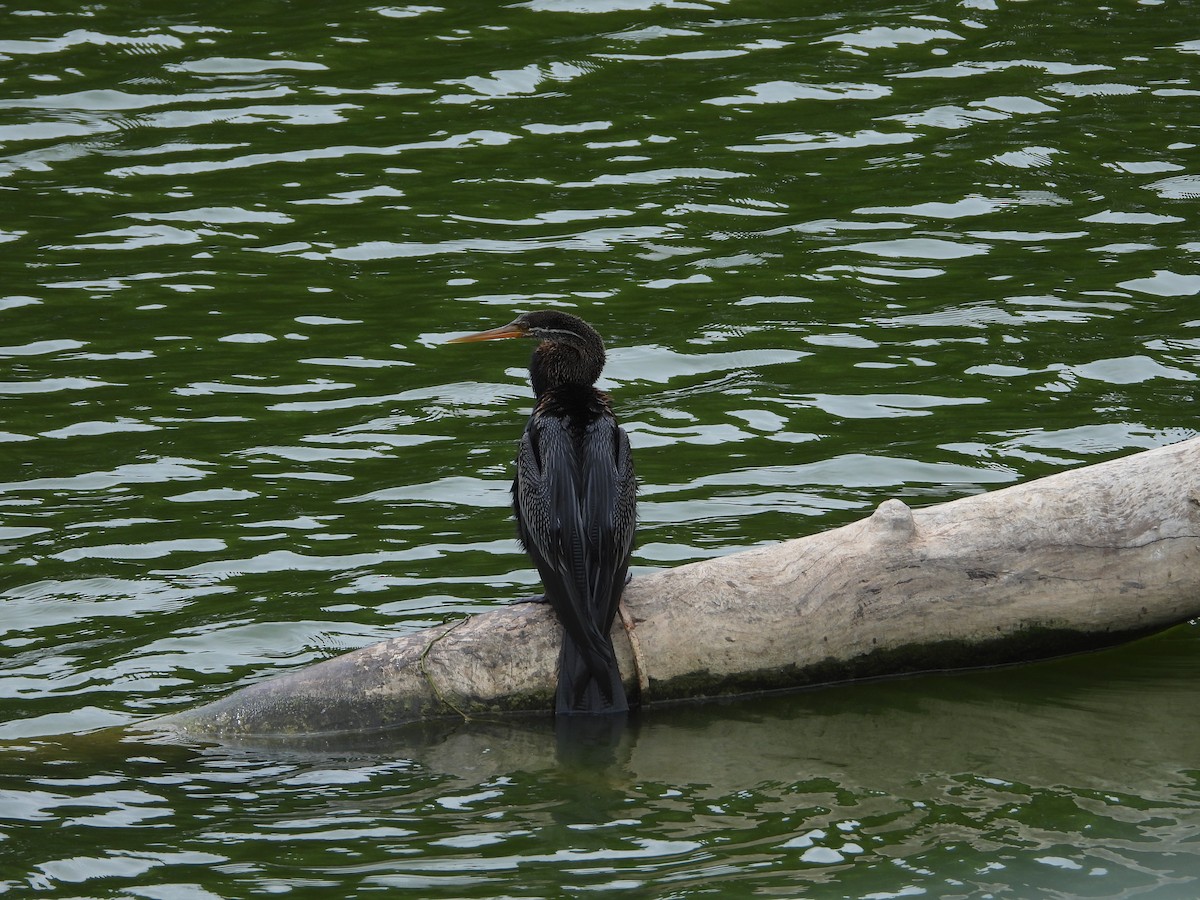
[{"left": 163, "top": 437, "right": 1200, "bottom": 737}]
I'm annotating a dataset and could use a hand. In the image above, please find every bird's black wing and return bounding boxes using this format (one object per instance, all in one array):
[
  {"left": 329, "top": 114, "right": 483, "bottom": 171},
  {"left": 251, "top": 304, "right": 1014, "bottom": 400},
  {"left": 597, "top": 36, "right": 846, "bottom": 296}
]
[
  {"left": 580, "top": 413, "right": 636, "bottom": 636},
  {"left": 515, "top": 413, "right": 605, "bottom": 663},
  {"left": 514, "top": 407, "right": 632, "bottom": 713}
]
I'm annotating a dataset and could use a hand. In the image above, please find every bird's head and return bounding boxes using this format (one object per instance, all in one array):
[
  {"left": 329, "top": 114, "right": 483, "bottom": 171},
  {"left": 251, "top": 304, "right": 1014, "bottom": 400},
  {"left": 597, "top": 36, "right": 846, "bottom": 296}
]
[
  {"left": 448, "top": 310, "right": 606, "bottom": 393},
  {"left": 448, "top": 310, "right": 599, "bottom": 347}
]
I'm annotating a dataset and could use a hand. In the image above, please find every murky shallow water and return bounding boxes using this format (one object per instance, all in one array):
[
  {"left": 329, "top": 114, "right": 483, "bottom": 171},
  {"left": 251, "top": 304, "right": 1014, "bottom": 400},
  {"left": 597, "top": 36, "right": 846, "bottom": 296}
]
[{"left": 2, "top": 0, "right": 1199, "bottom": 895}]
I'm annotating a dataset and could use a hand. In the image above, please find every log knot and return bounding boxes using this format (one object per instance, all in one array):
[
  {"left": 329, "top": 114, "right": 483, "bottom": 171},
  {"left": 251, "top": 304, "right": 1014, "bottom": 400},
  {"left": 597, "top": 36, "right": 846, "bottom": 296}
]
[{"left": 870, "top": 498, "right": 916, "bottom": 540}]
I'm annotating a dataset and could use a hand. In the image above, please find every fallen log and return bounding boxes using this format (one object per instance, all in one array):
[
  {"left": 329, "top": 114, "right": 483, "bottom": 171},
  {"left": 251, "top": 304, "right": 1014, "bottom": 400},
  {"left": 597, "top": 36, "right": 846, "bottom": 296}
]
[
  {"left": 162, "top": 436, "right": 1200, "bottom": 738},
  {"left": 163, "top": 625, "right": 1200, "bottom": 791}
]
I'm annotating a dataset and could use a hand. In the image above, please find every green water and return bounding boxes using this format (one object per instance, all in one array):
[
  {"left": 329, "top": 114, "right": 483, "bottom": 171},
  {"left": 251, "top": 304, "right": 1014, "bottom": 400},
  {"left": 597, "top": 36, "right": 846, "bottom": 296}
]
[{"left": 2, "top": 0, "right": 1199, "bottom": 895}]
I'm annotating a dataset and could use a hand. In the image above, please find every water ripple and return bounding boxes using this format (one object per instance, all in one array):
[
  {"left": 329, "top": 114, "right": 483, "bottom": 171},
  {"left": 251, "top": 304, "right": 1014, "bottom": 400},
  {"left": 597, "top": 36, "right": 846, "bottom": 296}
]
[{"left": 2, "top": 1, "right": 1198, "bottom": 895}]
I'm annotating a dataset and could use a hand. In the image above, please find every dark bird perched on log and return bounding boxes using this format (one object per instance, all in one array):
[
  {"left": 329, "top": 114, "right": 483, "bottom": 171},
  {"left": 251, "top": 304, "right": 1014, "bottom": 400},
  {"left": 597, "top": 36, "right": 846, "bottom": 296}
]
[{"left": 450, "top": 311, "right": 636, "bottom": 715}]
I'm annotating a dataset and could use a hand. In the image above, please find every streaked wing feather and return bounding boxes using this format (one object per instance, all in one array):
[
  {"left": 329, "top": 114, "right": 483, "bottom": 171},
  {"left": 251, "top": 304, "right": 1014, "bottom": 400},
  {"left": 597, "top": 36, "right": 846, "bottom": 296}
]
[
  {"left": 581, "top": 415, "right": 636, "bottom": 632},
  {"left": 516, "top": 417, "right": 606, "bottom": 659}
]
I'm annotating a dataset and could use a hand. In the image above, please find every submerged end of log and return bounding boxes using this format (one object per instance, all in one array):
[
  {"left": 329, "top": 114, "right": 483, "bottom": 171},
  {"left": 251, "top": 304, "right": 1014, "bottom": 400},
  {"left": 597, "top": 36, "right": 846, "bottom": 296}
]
[{"left": 165, "top": 605, "right": 568, "bottom": 737}]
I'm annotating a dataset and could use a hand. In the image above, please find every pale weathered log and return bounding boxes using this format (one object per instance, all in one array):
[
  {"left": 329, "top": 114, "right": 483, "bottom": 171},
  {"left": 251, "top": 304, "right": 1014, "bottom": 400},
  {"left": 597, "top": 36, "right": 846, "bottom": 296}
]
[{"left": 162, "top": 436, "right": 1200, "bottom": 737}]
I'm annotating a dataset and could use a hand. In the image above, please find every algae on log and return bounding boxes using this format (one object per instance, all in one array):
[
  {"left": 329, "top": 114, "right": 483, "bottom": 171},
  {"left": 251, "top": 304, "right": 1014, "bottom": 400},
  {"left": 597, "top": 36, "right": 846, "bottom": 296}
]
[{"left": 163, "top": 436, "right": 1200, "bottom": 738}]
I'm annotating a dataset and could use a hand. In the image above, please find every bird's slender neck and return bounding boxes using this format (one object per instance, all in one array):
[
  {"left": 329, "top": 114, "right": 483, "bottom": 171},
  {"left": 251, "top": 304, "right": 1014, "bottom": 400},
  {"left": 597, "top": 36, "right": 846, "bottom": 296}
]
[{"left": 529, "top": 328, "right": 605, "bottom": 399}]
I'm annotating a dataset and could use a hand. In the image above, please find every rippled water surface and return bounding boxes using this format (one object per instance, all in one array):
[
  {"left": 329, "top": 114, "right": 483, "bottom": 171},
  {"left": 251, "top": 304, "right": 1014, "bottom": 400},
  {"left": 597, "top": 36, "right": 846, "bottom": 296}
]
[{"left": 2, "top": 0, "right": 1199, "bottom": 895}]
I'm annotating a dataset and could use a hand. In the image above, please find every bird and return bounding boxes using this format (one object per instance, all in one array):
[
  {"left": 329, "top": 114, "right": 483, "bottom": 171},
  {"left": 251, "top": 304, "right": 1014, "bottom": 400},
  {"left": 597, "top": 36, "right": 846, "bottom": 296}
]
[{"left": 449, "top": 310, "right": 636, "bottom": 715}]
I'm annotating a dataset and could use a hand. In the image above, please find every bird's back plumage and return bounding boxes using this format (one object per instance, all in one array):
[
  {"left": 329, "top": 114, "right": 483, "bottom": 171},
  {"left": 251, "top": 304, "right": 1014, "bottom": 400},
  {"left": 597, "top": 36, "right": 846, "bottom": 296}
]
[{"left": 514, "top": 385, "right": 635, "bottom": 714}]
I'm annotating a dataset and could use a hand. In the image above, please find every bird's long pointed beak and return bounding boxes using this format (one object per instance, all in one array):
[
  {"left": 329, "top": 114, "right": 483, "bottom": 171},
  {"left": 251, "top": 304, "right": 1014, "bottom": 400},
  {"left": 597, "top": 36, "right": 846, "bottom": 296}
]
[{"left": 447, "top": 321, "right": 527, "bottom": 343}]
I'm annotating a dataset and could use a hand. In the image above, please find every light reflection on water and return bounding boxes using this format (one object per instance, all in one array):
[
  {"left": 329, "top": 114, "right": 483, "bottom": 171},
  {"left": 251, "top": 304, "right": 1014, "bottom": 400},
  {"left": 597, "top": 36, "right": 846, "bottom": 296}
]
[{"left": 1, "top": 0, "right": 1199, "bottom": 895}]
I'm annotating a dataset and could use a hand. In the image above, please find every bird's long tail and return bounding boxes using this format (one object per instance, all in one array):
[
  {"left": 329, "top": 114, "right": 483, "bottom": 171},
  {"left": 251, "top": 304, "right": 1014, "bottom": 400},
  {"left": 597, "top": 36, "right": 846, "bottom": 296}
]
[{"left": 555, "top": 631, "right": 628, "bottom": 715}]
